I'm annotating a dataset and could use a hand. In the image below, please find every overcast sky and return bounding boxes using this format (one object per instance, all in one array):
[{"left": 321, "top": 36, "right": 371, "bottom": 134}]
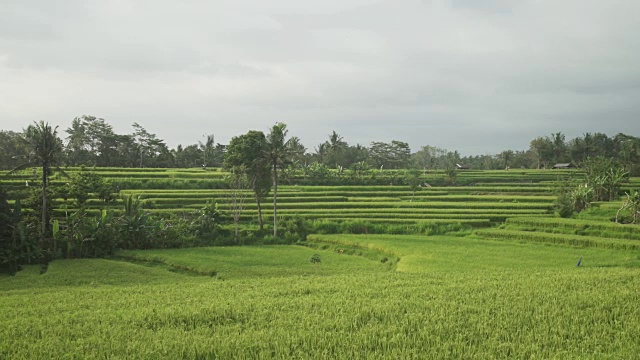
[{"left": 1, "top": 0, "right": 639, "bottom": 155}]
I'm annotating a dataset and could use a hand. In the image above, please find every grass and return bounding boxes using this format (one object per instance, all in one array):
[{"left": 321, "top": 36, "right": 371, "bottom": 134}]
[
  {"left": 505, "top": 217, "right": 640, "bottom": 239},
  {"left": 404, "top": 194, "right": 556, "bottom": 202},
  {"left": 118, "top": 245, "right": 385, "bottom": 280},
  {"left": 307, "top": 234, "right": 640, "bottom": 272},
  {"left": 474, "top": 229, "right": 640, "bottom": 250},
  {"left": 212, "top": 201, "right": 553, "bottom": 210},
  {"left": 2, "top": 237, "right": 640, "bottom": 358}
]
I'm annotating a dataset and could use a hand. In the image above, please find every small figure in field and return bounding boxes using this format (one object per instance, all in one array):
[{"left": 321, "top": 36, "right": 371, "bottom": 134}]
[{"left": 576, "top": 257, "right": 582, "bottom": 267}]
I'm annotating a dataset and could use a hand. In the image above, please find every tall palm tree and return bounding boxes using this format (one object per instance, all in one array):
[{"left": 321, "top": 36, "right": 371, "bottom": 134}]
[
  {"left": 264, "top": 123, "right": 300, "bottom": 237},
  {"left": 19, "top": 121, "right": 64, "bottom": 256},
  {"left": 550, "top": 132, "right": 567, "bottom": 164},
  {"left": 314, "top": 142, "right": 329, "bottom": 164},
  {"left": 326, "top": 131, "right": 347, "bottom": 168}
]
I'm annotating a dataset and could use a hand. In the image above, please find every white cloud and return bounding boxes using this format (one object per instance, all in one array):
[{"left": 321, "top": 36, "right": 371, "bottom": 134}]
[{"left": 0, "top": 0, "right": 639, "bottom": 154}]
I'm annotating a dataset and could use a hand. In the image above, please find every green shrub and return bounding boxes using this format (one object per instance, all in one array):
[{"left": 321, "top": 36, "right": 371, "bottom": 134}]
[{"left": 554, "top": 191, "right": 574, "bottom": 218}]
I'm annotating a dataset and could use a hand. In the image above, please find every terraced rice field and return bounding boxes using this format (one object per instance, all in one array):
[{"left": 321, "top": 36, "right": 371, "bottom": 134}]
[
  {"left": 3, "top": 167, "right": 640, "bottom": 358},
  {"left": 103, "top": 186, "right": 553, "bottom": 228},
  {"left": 6, "top": 167, "right": 632, "bottom": 237},
  {"left": 109, "top": 175, "right": 559, "bottom": 221},
  {"left": 475, "top": 216, "right": 640, "bottom": 250},
  {"left": 3, "top": 167, "right": 634, "bottom": 238}
]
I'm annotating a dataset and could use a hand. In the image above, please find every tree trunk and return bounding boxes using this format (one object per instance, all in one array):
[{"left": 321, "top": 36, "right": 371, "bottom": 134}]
[
  {"left": 256, "top": 197, "right": 264, "bottom": 231},
  {"left": 10, "top": 225, "right": 17, "bottom": 275},
  {"left": 41, "top": 163, "right": 48, "bottom": 263},
  {"left": 273, "top": 162, "right": 278, "bottom": 238}
]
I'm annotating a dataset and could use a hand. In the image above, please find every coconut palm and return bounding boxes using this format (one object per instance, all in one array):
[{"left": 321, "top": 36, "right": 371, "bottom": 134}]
[
  {"left": 264, "top": 123, "right": 302, "bottom": 237},
  {"left": 11, "top": 121, "right": 65, "bottom": 256}
]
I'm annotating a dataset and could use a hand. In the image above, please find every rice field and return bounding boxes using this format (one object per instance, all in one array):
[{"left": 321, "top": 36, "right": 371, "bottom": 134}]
[
  {"left": 2, "top": 234, "right": 640, "bottom": 359},
  {"left": 2, "top": 167, "right": 640, "bottom": 358},
  {"left": 5, "top": 168, "right": 558, "bottom": 230}
]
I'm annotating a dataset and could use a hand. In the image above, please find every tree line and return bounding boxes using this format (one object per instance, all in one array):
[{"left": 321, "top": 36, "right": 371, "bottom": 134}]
[
  {"left": 0, "top": 121, "right": 307, "bottom": 274},
  {"left": 2, "top": 115, "right": 639, "bottom": 174},
  {"left": 2, "top": 118, "right": 640, "bottom": 275}
]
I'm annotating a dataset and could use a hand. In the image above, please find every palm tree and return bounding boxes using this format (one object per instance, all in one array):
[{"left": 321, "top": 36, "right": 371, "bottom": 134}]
[
  {"left": 19, "top": 121, "right": 64, "bottom": 257},
  {"left": 550, "top": 132, "right": 567, "bottom": 164},
  {"left": 328, "top": 131, "right": 346, "bottom": 148},
  {"left": 326, "top": 131, "right": 347, "bottom": 168},
  {"left": 264, "top": 123, "right": 301, "bottom": 237},
  {"left": 199, "top": 134, "right": 215, "bottom": 167}
]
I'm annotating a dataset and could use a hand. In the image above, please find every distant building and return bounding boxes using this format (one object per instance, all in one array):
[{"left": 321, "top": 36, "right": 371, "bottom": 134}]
[
  {"left": 455, "top": 164, "right": 471, "bottom": 170},
  {"left": 552, "top": 163, "right": 576, "bottom": 169}
]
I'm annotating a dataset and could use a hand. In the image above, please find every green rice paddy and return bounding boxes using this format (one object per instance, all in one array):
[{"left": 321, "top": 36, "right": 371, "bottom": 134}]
[{"left": 2, "top": 167, "right": 639, "bottom": 358}]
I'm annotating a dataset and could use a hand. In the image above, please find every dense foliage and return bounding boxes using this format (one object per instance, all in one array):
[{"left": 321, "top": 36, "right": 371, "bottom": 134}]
[
  {"left": 2, "top": 117, "right": 639, "bottom": 174},
  {"left": 1, "top": 118, "right": 639, "bottom": 273}
]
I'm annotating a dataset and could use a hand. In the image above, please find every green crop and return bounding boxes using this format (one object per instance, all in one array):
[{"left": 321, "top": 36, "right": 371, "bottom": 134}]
[
  {"left": 475, "top": 228, "right": 640, "bottom": 250},
  {"left": 3, "top": 236, "right": 639, "bottom": 358},
  {"left": 506, "top": 216, "right": 640, "bottom": 232}
]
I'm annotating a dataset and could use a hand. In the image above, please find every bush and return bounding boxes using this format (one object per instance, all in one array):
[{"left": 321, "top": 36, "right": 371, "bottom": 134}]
[
  {"left": 309, "top": 220, "right": 340, "bottom": 234},
  {"left": 554, "top": 191, "right": 574, "bottom": 218},
  {"left": 261, "top": 235, "right": 290, "bottom": 245},
  {"left": 279, "top": 217, "right": 311, "bottom": 243}
]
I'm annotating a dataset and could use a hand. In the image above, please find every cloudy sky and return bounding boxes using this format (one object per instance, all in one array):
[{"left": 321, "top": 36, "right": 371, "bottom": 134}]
[{"left": 1, "top": 0, "right": 639, "bottom": 155}]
